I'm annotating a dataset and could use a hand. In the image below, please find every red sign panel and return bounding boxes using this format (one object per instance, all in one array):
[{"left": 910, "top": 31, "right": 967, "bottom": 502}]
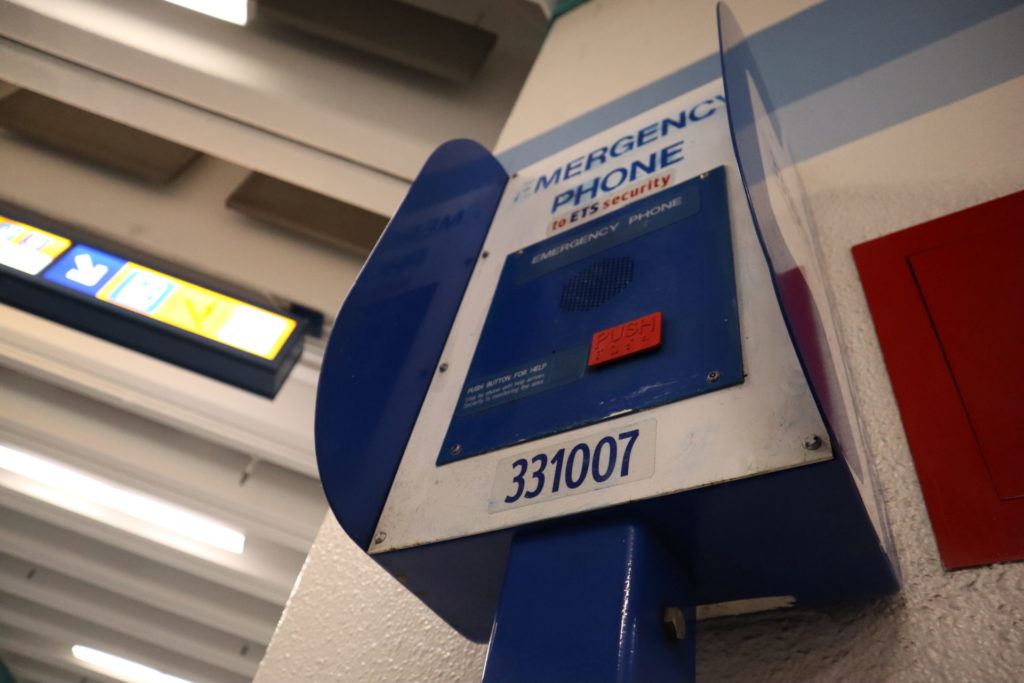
[
  {"left": 853, "top": 190, "right": 1024, "bottom": 569},
  {"left": 588, "top": 312, "right": 663, "bottom": 368}
]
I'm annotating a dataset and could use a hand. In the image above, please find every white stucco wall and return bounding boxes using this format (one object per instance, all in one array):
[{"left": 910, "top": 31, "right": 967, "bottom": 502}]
[
  {"left": 254, "top": 1, "right": 1024, "bottom": 681},
  {"left": 697, "top": 75, "right": 1024, "bottom": 682}
]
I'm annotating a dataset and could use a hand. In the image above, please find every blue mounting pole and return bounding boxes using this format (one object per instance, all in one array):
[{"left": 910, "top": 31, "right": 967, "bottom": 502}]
[{"left": 481, "top": 520, "right": 696, "bottom": 683}]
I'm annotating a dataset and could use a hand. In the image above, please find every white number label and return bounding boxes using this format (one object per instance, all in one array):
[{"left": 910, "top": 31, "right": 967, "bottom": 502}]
[{"left": 489, "top": 420, "right": 656, "bottom": 512}]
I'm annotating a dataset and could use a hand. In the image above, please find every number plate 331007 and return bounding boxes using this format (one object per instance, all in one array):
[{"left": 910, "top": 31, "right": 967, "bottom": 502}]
[{"left": 489, "top": 420, "right": 656, "bottom": 512}]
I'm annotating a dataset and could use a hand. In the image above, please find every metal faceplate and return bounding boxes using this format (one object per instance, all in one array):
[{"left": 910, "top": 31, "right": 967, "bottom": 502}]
[
  {"left": 439, "top": 168, "right": 743, "bottom": 465},
  {"left": 373, "top": 80, "right": 830, "bottom": 553}
]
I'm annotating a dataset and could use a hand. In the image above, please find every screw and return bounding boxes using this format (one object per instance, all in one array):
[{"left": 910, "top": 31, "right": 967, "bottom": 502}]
[
  {"left": 438, "top": 363, "right": 449, "bottom": 373},
  {"left": 706, "top": 370, "right": 721, "bottom": 382},
  {"left": 239, "top": 456, "right": 257, "bottom": 486},
  {"left": 662, "top": 606, "right": 686, "bottom": 641},
  {"left": 450, "top": 443, "right": 463, "bottom": 456},
  {"left": 700, "top": 171, "right": 709, "bottom": 180},
  {"left": 803, "top": 435, "right": 823, "bottom": 451},
  {"left": 481, "top": 251, "right": 489, "bottom": 259},
  {"left": 373, "top": 531, "right": 387, "bottom": 545}
]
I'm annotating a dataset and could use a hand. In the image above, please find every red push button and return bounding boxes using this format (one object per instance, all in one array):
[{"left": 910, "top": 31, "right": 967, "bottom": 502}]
[{"left": 588, "top": 312, "right": 663, "bottom": 368}]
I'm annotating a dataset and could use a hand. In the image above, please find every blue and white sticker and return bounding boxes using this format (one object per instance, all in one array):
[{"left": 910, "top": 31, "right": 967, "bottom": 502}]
[
  {"left": 456, "top": 347, "right": 588, "bottom": 417},
  {"left": 489, "top": 419, "right": 656, "bottom": 512}
]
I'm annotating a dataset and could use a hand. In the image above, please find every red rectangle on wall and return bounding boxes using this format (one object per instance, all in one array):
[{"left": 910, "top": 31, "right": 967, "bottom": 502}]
[
  {"left": 853, "top": 190, "right": 1024, "bottom": 569},
  {"left": 909, "top": 229, "right": 1024, "bottom": 500}
]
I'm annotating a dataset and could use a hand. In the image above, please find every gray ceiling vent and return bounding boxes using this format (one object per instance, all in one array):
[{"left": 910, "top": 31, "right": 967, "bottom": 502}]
[
  {"left": 227, "top": 172, "right": 389, "bottom": 257},
  {"left": 254, "top": 0, "right": 498, "bottom": 82},
  {"left": 0, "top": 90, "right": 200, "bottom": 184}
]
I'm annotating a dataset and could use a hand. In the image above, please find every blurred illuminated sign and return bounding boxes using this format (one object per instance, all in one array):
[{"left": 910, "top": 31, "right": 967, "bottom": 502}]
[
  {"left": 0, "top": 218, "right": 72, "bottom": 275},
  {"left": 43, "top": 245, "right": 295, "bottom": 360},
  {"left": 0, "top": 212, "right": 303, "bottom": 396}
]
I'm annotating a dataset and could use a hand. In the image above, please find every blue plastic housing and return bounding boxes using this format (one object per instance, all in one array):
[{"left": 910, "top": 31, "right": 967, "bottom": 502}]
[{"left": 316, "top": 15, "right": 898, "bottom": 641}]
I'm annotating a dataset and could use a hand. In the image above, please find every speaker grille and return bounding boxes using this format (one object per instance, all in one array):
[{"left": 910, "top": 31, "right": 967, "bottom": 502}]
[{"left": 560, "top": 257, "right": 635, "bottom": 312}]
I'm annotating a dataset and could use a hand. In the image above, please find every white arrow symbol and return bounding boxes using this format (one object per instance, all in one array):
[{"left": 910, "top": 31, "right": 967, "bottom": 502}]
[{"left": 66, "top": 252, "right": 109, "bottom": 287}]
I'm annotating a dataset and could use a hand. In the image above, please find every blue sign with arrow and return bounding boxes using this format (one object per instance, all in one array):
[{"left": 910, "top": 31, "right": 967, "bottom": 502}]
[{"left": 44, "top": 245, "right": 125, "bottom": 296}]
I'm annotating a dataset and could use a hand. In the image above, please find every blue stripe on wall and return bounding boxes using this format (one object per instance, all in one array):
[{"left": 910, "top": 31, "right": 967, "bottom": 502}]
[
  {"left": 781, "top": 5, "right": 1024, "bottom": 162},
  {"left": 497, "top": 0, "right": 1024, "bottom": 171}
]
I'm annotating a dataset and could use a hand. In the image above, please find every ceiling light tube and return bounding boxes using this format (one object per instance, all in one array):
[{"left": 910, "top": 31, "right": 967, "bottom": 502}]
[
  {"left": 73, "top": 645, "right": 195, "bottom": 683},
  {"left": 160, "top": 0, "right": 248, "bottom": 25},
  {"left": 0, "top": 444, "right": 245, "bottom": 554}
]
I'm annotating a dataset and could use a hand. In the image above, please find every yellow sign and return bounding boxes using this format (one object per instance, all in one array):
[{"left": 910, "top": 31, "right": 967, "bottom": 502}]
[
  {"left": 96, "top": 263, "right": 296, "bottom": 360},
  {"left": 0, "top": 216, "right": 72, "bottom": 275},
  {"left": 1, "top": 212, "right": 297, "bottom": 362}
]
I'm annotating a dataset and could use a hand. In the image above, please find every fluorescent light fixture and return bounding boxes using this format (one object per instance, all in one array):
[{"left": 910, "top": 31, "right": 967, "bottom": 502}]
[
  {"left": 73, "top": 645, "right": 194, "bottom": 683},
  {"left": 160, "top": 0, "right": 248, "bottom": 25},
  {"left": 0, "top": 444, "right": 245, "bottom": 554}
]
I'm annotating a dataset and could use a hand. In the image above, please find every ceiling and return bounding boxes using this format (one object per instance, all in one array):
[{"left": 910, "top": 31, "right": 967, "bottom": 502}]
[{"left": 0, "top": 1, "right": 546, "bottom": 680}]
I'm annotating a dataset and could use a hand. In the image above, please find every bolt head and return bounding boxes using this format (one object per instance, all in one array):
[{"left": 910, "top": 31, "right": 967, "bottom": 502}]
[
  {"left": 706, "top": 370, "right": 721, "bottom": 382},
  {"left": 662, "top": 606, "right": 686, "bottom": 641},
  {"left": 438, "top": 363, "right": 449, "bottom": 373},
  {"left": 373, "top": 531, "right": 387, "bottom": 545},
  {"left": 450, "top": 443, "right": 463, "bottom": 456},
  {"left": 803, "top": 434, "right": 823, "bottom": 451}
]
